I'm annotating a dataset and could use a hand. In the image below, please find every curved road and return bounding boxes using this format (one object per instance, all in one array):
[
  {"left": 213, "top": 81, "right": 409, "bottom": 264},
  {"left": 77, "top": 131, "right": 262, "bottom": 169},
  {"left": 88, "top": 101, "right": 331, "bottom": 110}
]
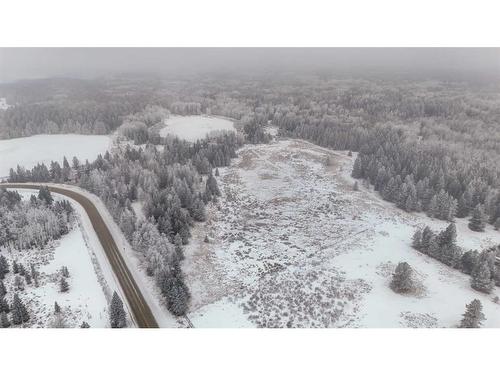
[{"left": 1, "top": 183, "right": 158, "bottom": 328}]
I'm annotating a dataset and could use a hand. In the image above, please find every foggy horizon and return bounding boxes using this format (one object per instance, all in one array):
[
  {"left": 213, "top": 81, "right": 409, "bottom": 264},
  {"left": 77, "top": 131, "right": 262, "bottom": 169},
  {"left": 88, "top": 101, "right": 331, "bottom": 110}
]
[{"left": 1, "top": 48, "right": 500, "bottom": 83}]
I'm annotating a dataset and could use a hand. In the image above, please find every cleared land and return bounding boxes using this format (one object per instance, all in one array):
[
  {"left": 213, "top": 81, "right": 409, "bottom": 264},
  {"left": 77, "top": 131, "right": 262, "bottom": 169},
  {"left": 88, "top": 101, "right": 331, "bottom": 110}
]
[
  {"left": 160, "top": 115, "right": 235, "bottom": 142},
  {"left": 0, "top": 134, "right": 111, "bottom": 177},
  {"left": 184, "top": 139, "right": 500, "bottom": 328}
]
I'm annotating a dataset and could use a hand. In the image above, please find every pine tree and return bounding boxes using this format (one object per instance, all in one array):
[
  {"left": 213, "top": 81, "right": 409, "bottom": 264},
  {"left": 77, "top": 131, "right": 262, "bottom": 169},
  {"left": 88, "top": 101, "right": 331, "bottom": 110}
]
[
  {"left": 0, "top": 280, "right": 6, "bottom": 298},
  {"left": 109, "top": 291, "right": 127, "bottom": 328},
  {"left": 80, "top": 321, "right": 90, "bottom": 328},
  {"left": 11, "top": 294, "right": 29, "bottom": 325},
  {"left": 24, "top": 271, "right": 32, "bottom": 285},
  {"left": 215, "top": 168, "right": 220, "bottom": 177},
  {"left": 459, "top": 299, "right": 485, "bottom": 328},
  {"left": 38, "top": 186, "right": 54, "bottom": 206},
  {"left": 419, "top": 226, "right": 434, "bottom": 253},
  {"left": 30, "top": 264, "right": 39, "bottom": 287},
  {"left": 59, "top": 277, "right": 69, "bottom": 293},
  {"left": 0, "top": 311, "right": 10, "bottom": 328},
  {"left": 0, "top": 255, "right": 9, "bottom": 279},
  {"left": 469, "top": 205, "right": 486, "bottom": 232},
  {"left": 0, "top": 297, "right": 10, "bottom": 313},
  {"left": 471, "top": 255, "right": 494, "bottom": 293},
  {"left": 12, "top": 260, "right": 19, "bottom": 274},
  {"left": 54, "top": 302, "right": 61, "bottom": 314},
  {"left": 14, "top": 275, "right": 25, "bottom": 291},
  {"left": 460, "top": 250, "right": 479, "bottom": 275},
  {"left": 353, "top": 181, "right": 359, "bottom": 191},
  {"left": 61, "top": 266, "right": 70, "bottom": 278},
  {"left": 390, "top": 262, "right": 415, "bottom": 293},
  {"left": 411, "top": 229, "right": 422, "bottom": 250}
]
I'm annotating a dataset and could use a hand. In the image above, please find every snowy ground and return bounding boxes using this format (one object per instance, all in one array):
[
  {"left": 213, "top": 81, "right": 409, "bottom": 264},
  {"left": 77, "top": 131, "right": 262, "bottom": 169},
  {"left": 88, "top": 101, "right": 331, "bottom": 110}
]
[
  {"left": 0, "top": 134, "right": 111, "bottom": 177},
  {"left": 159, "top": 115, "right": 235, "bottom": 142},
  {"left": 1, "top": 189, "right": 119, "bottom": 328},
  {"left": 184, "top": 139, "right": 500, "bottom": 328},
  {"left": 0, "top": 97, "right": 10, "bottom": 110}
]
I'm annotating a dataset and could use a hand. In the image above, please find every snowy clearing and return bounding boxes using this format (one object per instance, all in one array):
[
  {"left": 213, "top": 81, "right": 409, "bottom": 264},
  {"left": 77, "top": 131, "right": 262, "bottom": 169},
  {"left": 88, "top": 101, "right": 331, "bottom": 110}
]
[
  {"left": 185, "top": 139, "right": 500, "bottom": 328},
  {"left": 159, "top": 115, "right": 236, "bottom": 142},
  {"left": 0, "top": 134, "right": 111, "bottom": 177}
]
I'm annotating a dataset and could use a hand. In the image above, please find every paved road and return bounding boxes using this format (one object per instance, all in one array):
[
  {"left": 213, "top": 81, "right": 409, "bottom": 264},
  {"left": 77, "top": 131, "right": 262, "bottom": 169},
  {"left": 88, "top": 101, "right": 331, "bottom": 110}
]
[{"left": 1, "top": 183, "right": 159, "bottom": 328}]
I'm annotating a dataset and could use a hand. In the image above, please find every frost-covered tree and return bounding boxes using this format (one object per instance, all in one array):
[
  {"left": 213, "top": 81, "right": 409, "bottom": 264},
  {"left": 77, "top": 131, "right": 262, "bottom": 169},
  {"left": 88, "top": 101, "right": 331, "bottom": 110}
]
[
  {"left": 459, "top": 299, "right": 485, "bottom": 328},
  {"left": 11, "top": 294, "right": 29, "bottom": 325},
  {"left": 0, "top": 297, "right": 10, "bottom": 313},
  {"left": 38, "top": 186, "right": 54, "bottom": 206},
  {"left": 411, "top": 229, "right": 422, "bottom": 250},
  {"left": 0, "top": 255, "right": 9, "bottom": 279},
  {"left": 0, "top": 311, "right": 10, "bottom": 328},
  {"left": 61, "top": 266, "right": 70, "bottom": 278},
  {"left": 0, "top": 280, "right": 6, "bottom": 298},
  {"left": 390, "top": 262, "right": 415, "bottom": 293},
  {"left": 471, "top": 253, "right": 495, "bottom": 293},
  {"left": 14, "top": 275, "right": 25, "bottom": 291},
  {"left": 109, "top": 291, "right": 127, "bottom": 328},
  {"left": 461, "top": 250, "right": 479, "bottom": 275},
  {"left": 469, "top": 204, "right": 486, "bottom": 232},
  {"left": 59, "top": 277, "right": 69, "bottom": 293}
]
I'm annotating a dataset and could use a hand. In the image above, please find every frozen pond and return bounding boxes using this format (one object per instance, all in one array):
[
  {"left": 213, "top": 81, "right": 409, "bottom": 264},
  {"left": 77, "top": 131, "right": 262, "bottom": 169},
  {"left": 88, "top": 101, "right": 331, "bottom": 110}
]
[{"left": 160, "top": 115, "right": 235, "bottom": 142}]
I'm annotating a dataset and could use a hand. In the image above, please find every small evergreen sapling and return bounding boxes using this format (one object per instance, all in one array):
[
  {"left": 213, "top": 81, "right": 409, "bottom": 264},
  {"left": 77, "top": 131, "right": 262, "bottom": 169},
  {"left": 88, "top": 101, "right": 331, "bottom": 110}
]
[
  {"left": 80, "top": 321, "right": 90, "bottom": 328},
  {"left": 391, "top": 262, "right": 415, "bottom": 293},
  {"left": 109, "top": 292, "right": 127, "bottom": 328},
  {"left": 459, "top": 299, "right": 485, "bottom": 328},
  {"left": 59, "top": 277, "right": 69, "bottom": 293}
]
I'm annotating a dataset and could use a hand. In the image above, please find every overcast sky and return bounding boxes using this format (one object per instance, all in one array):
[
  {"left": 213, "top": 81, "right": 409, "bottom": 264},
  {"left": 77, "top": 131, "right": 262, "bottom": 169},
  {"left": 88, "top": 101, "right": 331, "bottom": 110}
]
[{"left": 1, "top": 48, "right": 499, "bottom": 82}]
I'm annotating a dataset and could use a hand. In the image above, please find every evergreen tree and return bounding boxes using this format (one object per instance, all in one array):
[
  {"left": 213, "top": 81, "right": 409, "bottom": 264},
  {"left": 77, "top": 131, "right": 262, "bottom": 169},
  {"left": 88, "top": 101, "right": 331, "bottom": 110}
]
[
  {"left": 109, "top": 291, "right": 127, "bottom": 328},
  {"left": 38, "top": 186, "right": 54, "bottom": 206},
  {"left": 30, "top": 264, "right": 39, "bottom": 287},
  {"left": 390, "top": 262, "right": 415, "bottom": 293},
  {"left": 420, "top": 226, "right": 434, "bottom": 253},
  {"left": 12, "top": 260, "right": 19, "bottom": 274},
  {"left": 215, "top": 168, "right": 220, "bottom": 177},
  {"left": 0, "top": 311, "right": 10, "bottom": 328},
  {"left": 0, "top": 256, "right": 9, "bottom": 280},
  {"left": 11, "top": 294, "right": 29, "bottom": 325},
  {"left": 353, "top": 181, "right": 359, "bottom": 191},
  {"left": 0, "top": 280, "right": 6, "bottom": 298},
  {"left": 24, "top": 271, "right": 32, "bottom": 285},
  {"left": 14, "top": 275, "right": 25, "bottom": 291},
  {"left": 0, "top": 297, "right": 10, "bottom": 313},
  {"left": 61, "top": 266, "right": 70, "bottom": 278},
  {"left": 54, "top": 301, "right": 61, "bottom": 314},
  {"left": 468, "top": 204, "right": 486, "bottom": 232},
  {"left": 471, "top": 255, "right": 494, "bottom": 293},
  {"left": 206, "top": 173, "right": 220, "bottom": 197},
  {"left": 59, "top": 277, "right": 69, "bottom": 293},
  {"left": 459, "top": 299, "right": 485, "bottom": 328},
  {"left": 411, "top": 229, "right": 422, "bottom": 250},
  {"left": 80, "top": 321, "right": 90, "bottom": 328},
  {"left": 460, "top": 250, "right": 479, "bottom": 275}
]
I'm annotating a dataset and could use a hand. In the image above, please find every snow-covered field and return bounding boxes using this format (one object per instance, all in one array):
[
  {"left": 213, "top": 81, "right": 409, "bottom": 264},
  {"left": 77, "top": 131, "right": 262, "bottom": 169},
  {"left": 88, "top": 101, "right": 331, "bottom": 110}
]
[
  {"left": 184, "top": 139, "right": 500, "bottom": 328},
  {"left": 160, "top": 115, "right": 235, "bottom": 142},
  {"left": 1, "top": 189, "right": 120, "bottom": 328},
  {"left": 0, "top": 134, "right": 111, "bottom": 177}
]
